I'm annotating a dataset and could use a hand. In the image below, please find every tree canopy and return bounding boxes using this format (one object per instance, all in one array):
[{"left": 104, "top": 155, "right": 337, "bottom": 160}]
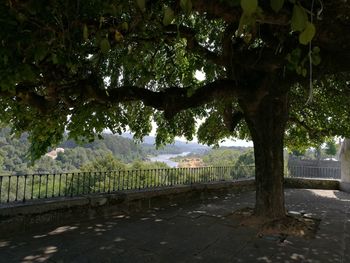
[
  {"left": 1, "top": 0, "right": 349, "bottom": 217},
  {"left": 1, "top": 0, "right": 349, "bottom": 159}
]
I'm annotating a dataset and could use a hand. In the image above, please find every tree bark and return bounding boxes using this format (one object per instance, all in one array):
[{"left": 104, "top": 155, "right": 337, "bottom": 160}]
[{"left": 240, "top": 88, "right": 289, "bottom": 218}]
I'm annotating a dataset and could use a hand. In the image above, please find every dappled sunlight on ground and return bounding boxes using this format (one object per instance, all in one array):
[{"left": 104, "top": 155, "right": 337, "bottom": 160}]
[{"left": 0, "top": 189, "right": 349, "bottom": 262}]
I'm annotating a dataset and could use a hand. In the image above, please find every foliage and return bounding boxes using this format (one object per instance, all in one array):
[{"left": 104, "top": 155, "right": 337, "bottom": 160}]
[
  {"left": 0, "top": 0, "right": 348, "bottom": 161},
  {"left": 233, "top": 149, "right": 255, "bottom": 167},
  {"left": 80, "top": 153, "right": 126, "bottom": 172},
  {"left": 201, "top": 147, "right": 247, "bottom": 166},
  {"left": 0, "top": 127, "right": 179, "bottom": 174},
  {"left": 324, "top": 139, "right": 337, "bottom": 157}
]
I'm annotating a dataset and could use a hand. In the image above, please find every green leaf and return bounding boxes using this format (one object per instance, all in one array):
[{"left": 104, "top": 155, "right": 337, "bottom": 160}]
[
  {"left": 100, "top": 39, "right": 111, "bottom": 54},
  {"left": 114, "top": 31, "right": 123, "bottom": 42},
  {"left": 311, "top": 51, "right": 321, "bottom": 65},
  {"left": 121, "top": 22, "right": 129, "bottom": 32},
  {"left": 51, "top": 53, "right": 59, "bottom": 64},
  {"left": 136, "top": 0, "right": 145, "bottom": 12},
  {"left": 301, "top": 68, "right": 307, "bottom": 77},
  {"left": 21, "top": 64, "right": 36, "bottom": 81},
  {"left": 83, "top": 24, "right": 89, "bottom": 40},
  {"left": 291, "top": 5, "right": 307, "bottom": 32},
  {"left": 313, "top": 46, "right": 320, "bottom": 53},
  {"left": 299, "top": 22, "right": 316, "bottom": 45},
  {"left": 34, "top": 45, "right": 48, "bottom": 62},
  {"left": 270, "top": 0, "right": 284, "bottom": 12},
  {"left": 241, "top": 0, "right": 258, "bottom": 16},
  {"left": 237, "top": 13, "right": 255, "bottom": 36},
  {"left": 163, "top": 6, "right": 175, "bottom": 26},
  {"left": 180, "top": 0, "right": 192, "bottom": 14}
]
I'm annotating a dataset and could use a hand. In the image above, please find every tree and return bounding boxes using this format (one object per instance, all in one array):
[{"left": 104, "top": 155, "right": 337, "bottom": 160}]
[
  {"left": 0, "top": 0, "right": 350, "bottom": 218},
  {"left": 80, "top": 153, "right": 126, "bottom": 172},
  {"left": 325, "top": 139, "right": 337, "bottom": 157}
]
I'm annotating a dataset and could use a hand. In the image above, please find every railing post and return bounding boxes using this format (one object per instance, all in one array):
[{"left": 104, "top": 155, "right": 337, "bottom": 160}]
[
  {"left": 0, "top": 176, "right": 2, "bottom": 203},
  {"left": 15, "top": 175, "right": 19, "bottom": 201},
  {"left": 23, "top": 175, "right": 27, "bottom": 202}
]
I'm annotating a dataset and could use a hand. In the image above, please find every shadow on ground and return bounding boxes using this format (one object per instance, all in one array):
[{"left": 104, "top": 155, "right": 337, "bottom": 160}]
[{"left": 0, "top": 189, "right": 349, "bottom": 262}]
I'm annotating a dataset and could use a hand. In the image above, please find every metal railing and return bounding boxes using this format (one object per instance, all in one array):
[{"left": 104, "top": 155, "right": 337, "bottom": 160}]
[
  {"left": 287, "top": 166, "right": 341, "bottom": 179},
  {"left": 0, "top": 166, "right": 255, "bottom": 204}
]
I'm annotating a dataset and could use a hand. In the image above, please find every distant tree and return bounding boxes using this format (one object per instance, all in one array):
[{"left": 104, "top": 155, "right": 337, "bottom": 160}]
[
  {"left": 325, "top": 140, "right": 337, "bottom": 157},
  {"left": 130, "top": 160, "right": 169, "bottom": 170},
  {"left": 234, "top": 149, "right": 255, "bottom": 167},
  {"left": 80, "top": 153, "right": 126, "bottom": 172},
  {"left": 202, "top": 148, "right": 242, "bottom": 166},
  {"left": 290, "top": 150, "right": 305, "bottom": 157}
]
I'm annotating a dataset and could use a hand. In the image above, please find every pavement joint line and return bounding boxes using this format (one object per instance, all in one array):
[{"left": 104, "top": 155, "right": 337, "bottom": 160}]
[{"left": 193, "top": 236, "right": 221, "bottom": 256}]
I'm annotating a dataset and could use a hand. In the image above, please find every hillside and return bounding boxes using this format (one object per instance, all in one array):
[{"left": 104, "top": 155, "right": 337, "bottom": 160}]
[{"left": 0, "top": 128, "right": 209, "bottom": 174}]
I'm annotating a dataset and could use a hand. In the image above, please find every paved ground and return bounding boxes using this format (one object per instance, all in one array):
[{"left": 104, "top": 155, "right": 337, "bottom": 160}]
[{"left": 0, "top": 189, "right": 349, "bottom": 263}]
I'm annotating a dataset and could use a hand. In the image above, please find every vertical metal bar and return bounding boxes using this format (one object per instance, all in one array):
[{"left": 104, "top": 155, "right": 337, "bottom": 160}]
[
  {"left": 88, "top": 172, "right": 91, "bottom": 194},
  {"left": 93, "top": 172, "right": 97, "bottom": 193},
  {"left": 122, "top": 170, "right": 125, "bottom": 190},
  {"left": 45, "top": 174, "right": 49, "bottom": 198},
  {"left": 0, "top": 176, "right": 2, "bottom": 203},
  {"left": 138, "top": 170, "right": 141, "bottom": 190},
  {"left": 7, "top": 176, "right": 11, "bottom": 203},
  {"left": 117, "top": 170, "right": 121, "bottom": 191},
  {"left": 82, "top": 172, "right": 85, "bottom": 195},
  {"left": 143, "top": 170, "right": 146, "bottom": 189},
  {"left": 52, "top": 174, "right": 56, "bottom": 198},
  {"left": 31, "top": 175, "right": 35, "bottom": 199},
  {"left": 103, "top": 172, "right": 106, "bottom": 193},
  {"left": 153, "top": 169, "right": 156, "bottom": 188},
  {"left": 113, "top": 171, "right": 116, "bottom": 192},
  {"left": 77, "top": 172, "right": 80, "bottom": 195},
  {"left": 98, "top": 172, "right": 101, "bottom": 193},
  {"left": 151, "top": 169, "right": 153, "bottom": 187},
  {"left": 125, "top": 170, "right": 128, "bottom": 190},
  {"left": 175, "top": 168, "right": 178, "bottom": 185},
  {"left": 71, "top": 173, "right": 74, "bottom": 197},
  {"left": 58, "top": 174, "right": 62, "bottom": 197},
  {"left": 15, "top": 175, "right": 19, "bottom": 201},
  {"left": 108, "top": 171, "right": 111, "bottom": 193},
  {"left": 148, "top": 169, "right": 151, "bottom": 188},
  {"left": 38, "top": 175, "right": 42, "bottom": 199},
  {"left": 21, "top": 174, "right": 28, "bottom": 203},
  {"left": 65, "top": 173, "right": 69, "bottom": 197}
]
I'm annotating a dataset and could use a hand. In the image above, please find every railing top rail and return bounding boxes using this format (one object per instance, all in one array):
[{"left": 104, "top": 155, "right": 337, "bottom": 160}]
[
  {"left": 0, "top": 165, "right": 255, "bottom": 177},
  {"left": 288, "top": 165, "right": 340, "bottom": 169}
]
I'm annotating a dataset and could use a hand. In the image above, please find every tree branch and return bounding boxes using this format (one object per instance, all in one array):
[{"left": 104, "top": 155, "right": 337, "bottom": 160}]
[
  {"left": 289, "top": 116, "right": 329, "bottom": 138},
  {"left": 163, "top": 25, "right": 224, "bottom": 66}
]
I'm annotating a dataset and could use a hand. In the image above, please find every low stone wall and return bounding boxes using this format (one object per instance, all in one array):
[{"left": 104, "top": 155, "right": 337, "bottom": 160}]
[
  {"left": 284, "top": 177, "right": 340, "bottom": 190},
  {"left": 0, "top": 179, "right": 255, "bottom": 237},
  {"left": 340, "top": 182, "right": 350, "bottom": 193}
]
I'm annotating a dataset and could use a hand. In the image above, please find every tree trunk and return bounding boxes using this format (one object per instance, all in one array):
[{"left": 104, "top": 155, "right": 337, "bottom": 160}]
[{"left": 240, "top": 90, "right": 289, "bottom": 218}]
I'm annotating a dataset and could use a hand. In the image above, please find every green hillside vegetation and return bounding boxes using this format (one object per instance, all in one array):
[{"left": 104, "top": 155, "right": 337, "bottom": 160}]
[{"left": 0, "top": 128, "right": 168, "bottom": 174}]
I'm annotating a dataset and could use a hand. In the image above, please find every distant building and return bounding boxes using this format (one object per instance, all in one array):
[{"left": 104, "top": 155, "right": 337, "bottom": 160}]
[{"left": 45, "top": 148, "right": 65, "bottom": 160}]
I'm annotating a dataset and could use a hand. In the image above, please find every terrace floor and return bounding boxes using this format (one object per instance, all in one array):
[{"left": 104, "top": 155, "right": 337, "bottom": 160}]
[{"left": 0, "top": 189, "right": 349, "bottom": 263}]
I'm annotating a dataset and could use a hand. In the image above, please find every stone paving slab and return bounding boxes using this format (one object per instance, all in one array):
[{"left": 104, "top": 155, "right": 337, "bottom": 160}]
[{"left": 0, "top": 189, "right": 349, "bottom": 262}]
